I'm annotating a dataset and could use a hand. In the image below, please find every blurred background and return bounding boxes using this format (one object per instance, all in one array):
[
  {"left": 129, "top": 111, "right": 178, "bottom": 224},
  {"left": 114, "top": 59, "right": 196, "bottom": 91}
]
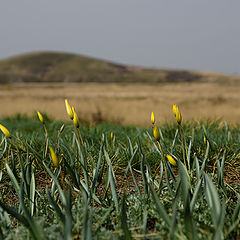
[{"left": 0, "top": 0, "right": 240, "bottom": 125}]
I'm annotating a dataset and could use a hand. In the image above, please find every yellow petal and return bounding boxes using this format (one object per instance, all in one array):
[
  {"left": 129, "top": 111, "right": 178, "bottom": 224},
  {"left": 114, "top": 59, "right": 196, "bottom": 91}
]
[
  {"left": 65, "top": 99, "right": 74, "bottom": 120},
  {"left": 37, "top": 111, "right": 44, "bottom": 124},
  {"left": 153, "top": 126, "right": 160, "bottom": 141},
  {"left": 176, "top": 107, "right": 182, "bottom": 125},
  {"left": 110, "top": 131, "right": 114, "bottom": 141},
  {"left": 73, "top": 109, "right": 79, "bottom": 128},
  {"left": 151, "top": 112, "right": 155, "bottom": 125},
  {"left": 49, "top": 147, "right": 59, "bottom": 168},
  {"left": 173, "top": 104, "right": 177, "bottom": 116},
  {"left": 166, "top": 154, "right": 177, "bottom": 166},
  {"left": 0, "top": 124, "right": 11, "bottom": 138},
  {"left": 59, "top": 124, "right": 65, "bottom": 133}
]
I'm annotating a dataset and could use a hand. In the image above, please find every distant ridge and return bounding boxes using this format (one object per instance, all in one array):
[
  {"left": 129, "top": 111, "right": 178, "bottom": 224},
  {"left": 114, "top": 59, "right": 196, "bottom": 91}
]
[{"left": 0, "top": 51, "right": 239, "bottom": 84}]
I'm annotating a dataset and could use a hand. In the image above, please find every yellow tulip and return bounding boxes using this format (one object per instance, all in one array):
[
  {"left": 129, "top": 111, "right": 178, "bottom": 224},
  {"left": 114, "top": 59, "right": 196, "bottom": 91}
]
[
  {"left": 153, "top": 126, "right": 160, "bottom": 141},
  {"left": 110, "top": 131, "right": 114, "bottom": 141},
  {"left": 37, "top": 111, "right": 44, "bottom": 124},
  {"left": 173, "top": 104, "right": 177, "bottom": 116},
  {"left": 151, "top": 112, "right": 155, "bottom": 125},
  {"left": 59, "top": 124, "right": 65, "bottom": 133},
  {"left": 0, "top": 123, "right": 11, "bottom": 138},
  {"left": 72, "top": 107, "right": 79, "bottom": 128},
  {"left": 176, "top": 107, "right": 182, "bottom": 125},
  {"left": 166, "top": 154, "right": 177, "bottom": 166},
  {"left": 49, "top": 147, "right": 59, "bottom": 168},
  {"left": 65, "top": 99, "right": 74, "bottom": 120}
]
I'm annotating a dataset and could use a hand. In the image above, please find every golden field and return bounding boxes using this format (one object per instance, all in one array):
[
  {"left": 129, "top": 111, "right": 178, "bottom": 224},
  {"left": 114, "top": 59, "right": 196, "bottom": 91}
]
[{"left": 1, "top": 82, "right": 240, "bottom": 125}]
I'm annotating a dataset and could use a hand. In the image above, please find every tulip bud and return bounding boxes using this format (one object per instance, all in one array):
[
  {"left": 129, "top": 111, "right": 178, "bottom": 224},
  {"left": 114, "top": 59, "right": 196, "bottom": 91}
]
[
  {"left": 166, "top": 154, "right": 177, "bottom": 166},
  {"left": 65, "top": 99, "right": 74, "bottom": 120},
  {"left": 59, "top": 124, "right": 65, "bottom": 133},
  {"left": 176, "top": 107, "right": 182, "bottom": 125},
  {"left": 173, "top": 104, "right": 177, "bottom": 116},
  {"left": 153, "top": 126, "right": 160, "bottom": 141},
  {"left": 151, "top": 112, "right": 155, "bottom": 125},
  {"left": 110, "top": 131, "right": 114, "bottom": 141},
  {"left": 37, "top": 111, "right": 44, "bottom": 124},
  {"left": 72, "top": 107, "right": 79, "bottom": 128},
  {"left": 0, "top": 124, "right": 11, "bottom": 138},
  {"left": 49, "top": 147, "right": 59, "bottom": 168}
]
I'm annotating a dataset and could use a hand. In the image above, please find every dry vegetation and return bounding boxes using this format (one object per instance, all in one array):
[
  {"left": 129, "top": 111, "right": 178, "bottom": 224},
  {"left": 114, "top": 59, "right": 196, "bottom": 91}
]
[{"left": 1, "top": 82, "right": 240, "bottom": 125}]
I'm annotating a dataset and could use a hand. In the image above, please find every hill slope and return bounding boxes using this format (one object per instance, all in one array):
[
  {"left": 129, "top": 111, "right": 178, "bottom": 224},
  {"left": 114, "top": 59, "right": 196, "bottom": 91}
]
[{"left": 0, "top": 52, "right": 239, "bottom": 83}]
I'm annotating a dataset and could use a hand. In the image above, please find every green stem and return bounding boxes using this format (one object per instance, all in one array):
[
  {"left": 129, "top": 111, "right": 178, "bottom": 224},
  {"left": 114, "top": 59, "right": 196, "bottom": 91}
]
[
  {"left": 179, "top": 124, "right": 190, "bottom": 172},
  {"left": 43, "top": 124, "right": 48, "bottom": 159}
]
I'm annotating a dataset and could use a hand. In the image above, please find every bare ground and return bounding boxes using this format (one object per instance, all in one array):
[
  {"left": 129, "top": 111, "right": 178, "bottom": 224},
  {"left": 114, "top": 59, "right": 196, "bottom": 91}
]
[{"left": 1, "top": 82, "right": 240, "bottom": 125}]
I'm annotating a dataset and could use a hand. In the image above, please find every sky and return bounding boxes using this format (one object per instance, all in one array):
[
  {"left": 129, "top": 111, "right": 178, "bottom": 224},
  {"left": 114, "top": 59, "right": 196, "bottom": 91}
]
[{"left": 0, "top": 0, "right": 240, "bottom": 74}]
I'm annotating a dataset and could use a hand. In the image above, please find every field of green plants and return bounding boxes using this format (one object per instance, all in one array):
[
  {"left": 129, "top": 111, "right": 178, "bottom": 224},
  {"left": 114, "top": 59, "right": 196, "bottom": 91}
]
[{"left": 0, "top": 101, "right": 239, "bottom": 239}]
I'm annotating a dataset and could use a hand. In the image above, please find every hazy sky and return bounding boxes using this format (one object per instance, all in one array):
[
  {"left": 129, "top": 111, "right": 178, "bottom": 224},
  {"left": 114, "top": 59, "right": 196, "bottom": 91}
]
[{"left": 0, "top": 1, "right": 240, "bottom": 74}]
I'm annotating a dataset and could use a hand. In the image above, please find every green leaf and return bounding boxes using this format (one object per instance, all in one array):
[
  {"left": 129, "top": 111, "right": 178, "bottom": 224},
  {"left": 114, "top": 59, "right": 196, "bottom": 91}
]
[
  {"left": 90, "top": 135, "right": 104, "bottom": 194},
  {"left": 203, "top": 173, "right": 222, "bottom": 229},
  {"left": 120, "top": 195, "right": 132, "bottom": 240},
  {"left": 0, "top": 137, "right": 7, "bottom": 162},
  {"left": 128, "top": 159, "right": 141, "bottom": 196},
  {"left": 171, "top": 129, "right": 179, "bottom": 153},
  {"left": 5, "top": 164, "right": 20, "bottom": 197},
  {"left": 149, "top": 184, "right": 171, "bottom": 228},
  {"left": 82, "top": 190, "right": 89, "bottom": 240},
  {"left": 125, "top": 148, "right": 138, "bottom": 176},
  {"left": 43, "top": 162, "right": 66, "bottom": 206},
  {"left": 30, "top": 170, "right": 35, "bottom": 216},
  {"left": 46, "top": 188, "right": 65, "bottom": 223},
  {"left": 108, "top": 166, "right": 119, "bottom": 212},
  {"left": 190, "top": 179, "right": 202, "bottom": 212},
  {"left": 19, "top": 184, "right": 45, "bottom": 240},
  {"left": 194, "top": 156, "right": 200, "bottom": 181},
  {"left": 232, "top": 195, "right": 240, "bottom": 223},
  {"left": 0, "top": 201, "right": 29, "bottom": 227},
  {"left": 64, "top": 189, "right": 73, "bottom": 240},
  {"left": 178, "top": 161, "right": 190, "bottom": 206},
  {"left": 201, "top": 141, "right": 209, "bottom": 172}
]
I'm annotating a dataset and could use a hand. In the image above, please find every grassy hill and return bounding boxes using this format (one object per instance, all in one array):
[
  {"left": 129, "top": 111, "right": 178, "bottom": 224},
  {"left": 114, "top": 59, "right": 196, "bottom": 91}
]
[{"left": 0, "top": 51, "right": 239, "bottom": 83}]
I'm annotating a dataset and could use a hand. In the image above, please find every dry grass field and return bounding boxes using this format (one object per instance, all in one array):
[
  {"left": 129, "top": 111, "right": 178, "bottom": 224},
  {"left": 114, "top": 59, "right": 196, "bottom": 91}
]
[{"left": 1, "top": 82, "right": 240, "bottom": 125}]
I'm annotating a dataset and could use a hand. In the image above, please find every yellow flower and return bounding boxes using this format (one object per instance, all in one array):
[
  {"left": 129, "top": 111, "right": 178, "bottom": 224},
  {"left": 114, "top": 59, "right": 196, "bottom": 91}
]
[
  {"left": 173, "top": 104, "right": 177, "bottom": 116},
  {"left": 204, "top": 135, "right": 209, "bottom": 146},
  {"left": 176, "top": 106, "right": 182, "bottom": 125},
  {"left": 59, "top": 124, "right": 65, "bottom": 133},
  {"left": 0, "top": 123, "right": 11, "bottom": 138},
  {"left": 37, "top": 111, "right": 44, "bottom": 124},
  {"left": 151, "top": 112, "right": 155, "bottom": 125},
  {"left": 65, "top": 99, "right": 74, "bottom": 120},
  {"left": 110, "top": 131, "right": 114, "bottom": 141},
  {"left": 153, "top": 126, "right": 160, "bottom": 141},
  {"left": 166, "top": 154, "right": 177, "bottom": 166},
  {"left": 49, "top": 147, "right": 59, "bottom": 168},
  {"left": 72, "top": 107, "right": 79, "bottom": 128}
]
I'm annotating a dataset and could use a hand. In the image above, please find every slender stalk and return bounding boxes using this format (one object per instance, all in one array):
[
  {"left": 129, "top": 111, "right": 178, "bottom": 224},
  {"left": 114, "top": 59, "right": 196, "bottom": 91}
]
[
  {"left": 156, "top": 140, "right": 164, "bottom": 162},
  {"left": 152, "top": 140, "right": 166, "bottom": 181},
  {"left": 43, "top": 124, "right": 48, "bottom": 159},
  {"left": 179, "top": 124, "right": 188, "bottom": 170},
  {"left": 77, "top": 128, "right": 86, "bottom": 157},
  {"left": 74, "top": 125, "right": 82, "bottom": 160},
  {"left": 55, "top": 130, "right": 61, "bottom": 151},
  {"left": 74, "top": 125, "right": 87, "bottom": 173}
]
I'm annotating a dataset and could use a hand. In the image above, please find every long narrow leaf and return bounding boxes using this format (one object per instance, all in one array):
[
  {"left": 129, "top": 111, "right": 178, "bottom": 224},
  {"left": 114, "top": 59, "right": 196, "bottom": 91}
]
[
  {"left": 149, "top": 184, "right": 171, "bottom": 227},
  {"left": 5, "top": 164, "right": 20, "bottom": 197},
  {"left": 30, "top": 170, "right": 35, "bottom": 216},
  {"left": 43, "top": 162, "right": 66, "bottom": 206}
]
